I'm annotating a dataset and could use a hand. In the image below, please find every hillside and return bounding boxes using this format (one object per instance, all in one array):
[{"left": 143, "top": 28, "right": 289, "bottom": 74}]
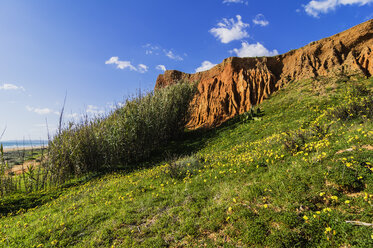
[
  {"left": 156, "top": 19, "right": 373, "bottom": 129},
  {"left": 0, "top": 75, "right": 372, "bottom": 247}
]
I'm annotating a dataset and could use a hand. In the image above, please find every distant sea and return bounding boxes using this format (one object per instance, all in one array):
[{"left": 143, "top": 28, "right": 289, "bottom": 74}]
[{"left": 0, "top": 140, "right": 48, "bottom": 149}]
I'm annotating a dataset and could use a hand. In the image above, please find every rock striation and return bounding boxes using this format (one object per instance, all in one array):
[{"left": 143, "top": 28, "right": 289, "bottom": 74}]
[{"left": 155, "top": 19, "right": 373, "bottom": 129}]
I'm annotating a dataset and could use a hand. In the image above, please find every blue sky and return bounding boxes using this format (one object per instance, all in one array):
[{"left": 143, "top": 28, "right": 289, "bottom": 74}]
[{"left": 0, "top": 0, "right": 372, "bottom": 140}]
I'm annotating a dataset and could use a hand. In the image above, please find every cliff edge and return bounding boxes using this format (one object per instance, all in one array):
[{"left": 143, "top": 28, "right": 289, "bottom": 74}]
[{"left": 155, "top": 19, "right": 373, "bottom": 128}]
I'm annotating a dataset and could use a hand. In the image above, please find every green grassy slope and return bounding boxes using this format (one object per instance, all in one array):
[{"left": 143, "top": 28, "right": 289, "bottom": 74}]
[{"left": 0, "top": 76, "right": 372, "bottom": 247}]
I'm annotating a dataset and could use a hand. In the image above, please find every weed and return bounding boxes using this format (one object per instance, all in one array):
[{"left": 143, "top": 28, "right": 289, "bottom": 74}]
[
  {"left": 48, "top": 81, "right": 197, "bottom": 180},
  {"left": 166, "top": 155, "right": 203, "bottom": 180}
]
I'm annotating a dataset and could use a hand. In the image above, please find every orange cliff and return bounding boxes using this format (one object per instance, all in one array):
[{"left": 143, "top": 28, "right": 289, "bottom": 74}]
[{"left": 155, "top": 19, "right": 373, "bottom": 129}]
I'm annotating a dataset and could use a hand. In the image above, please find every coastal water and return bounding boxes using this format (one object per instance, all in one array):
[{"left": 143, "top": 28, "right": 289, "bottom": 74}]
[{"left": 0, "top": 140, "right": 48, "bottom": 149}]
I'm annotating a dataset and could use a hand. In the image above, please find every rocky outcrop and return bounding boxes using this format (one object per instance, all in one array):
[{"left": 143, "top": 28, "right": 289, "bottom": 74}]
[{"left": 155, "top": 19, "right": 373, "bottom": 129}]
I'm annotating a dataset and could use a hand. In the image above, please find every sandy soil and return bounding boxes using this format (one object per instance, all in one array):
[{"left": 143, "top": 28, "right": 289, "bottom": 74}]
[
  {"left": 8, "top": 161, "right": 39, "bottom": 175},
  {"left": 3, "top": 146, "right": 45, "bottom": 153}
]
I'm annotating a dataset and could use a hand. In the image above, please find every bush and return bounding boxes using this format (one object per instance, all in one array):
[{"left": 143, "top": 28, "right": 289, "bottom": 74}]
[
  {"left": 48, "top": 81, "right": 197, "bottom": 181},
  {"left": 329, "top": 83, "right": 373, "bottom": 121},
  {"left": 283, "top": 130, "right": 308, "bottom": 154},
  {"left": 166, "top": 155, "right": 203, "bottom": 180}
]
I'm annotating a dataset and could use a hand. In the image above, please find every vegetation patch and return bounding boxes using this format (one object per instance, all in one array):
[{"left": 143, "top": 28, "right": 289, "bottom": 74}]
[{"left": 0, "top": 76, "right": 372, "bottom": 247}]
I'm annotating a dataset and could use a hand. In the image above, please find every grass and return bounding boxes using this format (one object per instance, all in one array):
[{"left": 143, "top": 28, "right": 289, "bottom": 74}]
[
  {"left": 48, "top": 81, "right": 196, "bottom": 181},
  {"left": 0, "top": 82, "right": 196, "bottom": 196},
  {"left": 0, "top": 76, "right": 372, "bottom": 247}
]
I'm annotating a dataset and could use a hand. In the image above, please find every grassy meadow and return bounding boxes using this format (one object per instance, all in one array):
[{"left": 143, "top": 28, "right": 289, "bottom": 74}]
[{"left": 0, "top": 76, "right": 372, "bottom": 247}]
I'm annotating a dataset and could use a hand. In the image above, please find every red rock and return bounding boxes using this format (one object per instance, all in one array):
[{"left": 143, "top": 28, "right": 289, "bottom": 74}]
[{"left": 155, "top": 19, "right": 373, "bottom": 129}]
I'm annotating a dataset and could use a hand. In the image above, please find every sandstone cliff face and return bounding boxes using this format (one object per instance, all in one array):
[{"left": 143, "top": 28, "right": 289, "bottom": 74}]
[{"left": 155, "top": 19, "right": 373, "bottom": 129}]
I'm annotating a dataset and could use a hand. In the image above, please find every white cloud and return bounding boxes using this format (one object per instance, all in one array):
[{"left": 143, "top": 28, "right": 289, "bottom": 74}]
[
  {"left": 156, "top": 65, "right": 167, "bottom": 72},
  {"left": 26, "top": 106, "right": 59, "bottom": 115},
  {"left": 0, "top": 83, "right": 25, "bottom": 91},
  {"left": 222, "top": 0, "right": 248, "bottom": 5},
  {"left": 105, "top": 57, "right": 148, "bottom": 73},
  {"left": 105, "top": 57, "right": 137, "bottom": 71},
  {"left": 210, "top": 15, "right": 250, "bottom": 44},
  {"left": 107, "top": 102, "right": 125, "bottom": 110},
  {"left": 304, "top": 0, "right": 373, "bottom": 17},
  {"left": 195, "top": 61, "right": 217, "bottom": 73},
  {"left": 138, "top": 64, "right": 148, "bottom": 73},
  {"left": 143, "top": 44, "right": 160, "bottom": 55},
  {"left": 253, "top": 14, "right": 269, "bottom": 26},
  {"left": 164, "top": 50, "right": 183, "bottom": 61},
  {"left": 86, "top": 105, "right": 105, "bottom": 115},
  {"left": 230, "top": 42, "right": 279, "bottom": 57},
  {"left": 144, "top": 44, "right": 184, "bottom": 61}
]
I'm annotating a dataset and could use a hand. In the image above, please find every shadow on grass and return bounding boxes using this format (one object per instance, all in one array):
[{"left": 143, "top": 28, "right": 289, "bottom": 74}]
[{"left": 0, "top": 173, "right": 100, "bottom": 216}]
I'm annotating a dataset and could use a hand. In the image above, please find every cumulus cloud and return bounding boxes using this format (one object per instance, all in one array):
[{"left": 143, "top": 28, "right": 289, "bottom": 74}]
[
  {"left": 304, "top": 0, "right": 373, "bottom": 17},
  {"left": 0, "top": 83, "right": 25, "bottom": 91},
  {"left": 253, "top": 14, "right": 269, "bottom": 26},
  {"left": 195, "top": 61, "right": 217, "bottom": 72},
  {"left": 156, "top": 65, "right": 167, "bottom": 72},
  {"left": 26, "top": 106, "right": 59, "bottom": 115},
  {"left": 230, "top": 42, "right": 279, "bottom": 57},
  {"left": 210, "top": 15, "right": 250, "bottom": 44},
  {"left": 105, "top": 57, "right": 148, "bottom": 73}
]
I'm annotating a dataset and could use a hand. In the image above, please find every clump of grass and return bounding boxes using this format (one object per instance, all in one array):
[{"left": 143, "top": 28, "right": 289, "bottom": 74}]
[
  {"left": 166, "top": 154, "right": 203, "bottom": 180},
  {"left": 283, "top": 123, "right": 331, "bottom": 155},
  {"left": 328, "top": 83, "right": 373, "bottom": 121},
  {"left": 283, "top": 130, "right": 308, "bottom": 154},
  {"left": 48, "top": 81, "right": 197, "bottom": 181}
]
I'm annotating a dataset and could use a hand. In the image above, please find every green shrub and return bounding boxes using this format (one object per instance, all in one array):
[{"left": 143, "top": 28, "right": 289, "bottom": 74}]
[
  {"left": 283, "top": 130, "right": 308, "bottom": 154},
  {"left": 166, "top": 155, "right": 202, "bottom": 180},
  {"left": 329, "top": 83, "right": 373, "bottom": 121},
  {"left": 329, "top": 160, "right": 372, "bottom": 192},
  {"left": 48, "top": 81, "right": 197, "bottom": 181}
]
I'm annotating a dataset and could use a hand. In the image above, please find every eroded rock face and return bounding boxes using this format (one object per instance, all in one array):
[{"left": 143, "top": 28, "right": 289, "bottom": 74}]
[{"left": 155, "top": 19, "right": 373, "bottom": 129}]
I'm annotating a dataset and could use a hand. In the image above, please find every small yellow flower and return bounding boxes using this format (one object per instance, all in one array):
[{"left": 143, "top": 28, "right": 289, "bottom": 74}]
[
  {"left": 325, "top": 227, "right": 332, "bottom": 233},
  {"left": 331, "top": 196, "right": 338, "bottom": 201},
  {"left": 233, "top": 198, "right": 237, "bottom": 203},
  {"left": 323, "top": 207, "right": 332, "bottom": 212},
  {"left": 264, "top": 204, "right": 268, "bottom": 209},
  {"left": 345, "top": 200, "right": 350, "bottom": 204},
  {"left": 320, "top": 192, "right": 325, "bottom": 197},
  {"left": 303, "top": 215, "right": 309, "bottom": 221}
]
